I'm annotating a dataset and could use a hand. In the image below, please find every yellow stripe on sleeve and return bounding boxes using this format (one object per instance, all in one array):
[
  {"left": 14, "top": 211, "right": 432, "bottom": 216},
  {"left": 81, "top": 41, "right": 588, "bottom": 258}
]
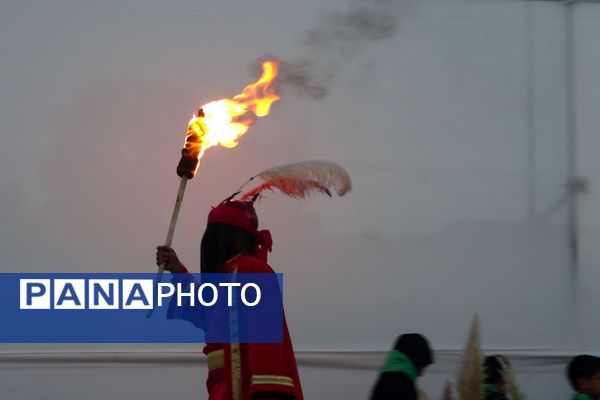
[{"left": 251, "top": 375, "right": 295, "bottom": 388}]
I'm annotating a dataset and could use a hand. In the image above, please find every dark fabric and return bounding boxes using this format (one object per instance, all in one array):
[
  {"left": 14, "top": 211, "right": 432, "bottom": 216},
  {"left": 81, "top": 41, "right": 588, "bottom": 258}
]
[
  {"left": 567, "top": 355, "right": 600, "bottom": 391},
  {"left": 200, "top": 222, "right": 254, "bottom": 273},
  {"left": 206, "top": 201, "right": 273, "bottom": 262},
  {"left": 483, "top": 355, "right": 510, "bottom": 384},
  {"left": 393, "top": 333, "right": 433, "bottom": 371},
  {"left": 483, "top": 390, "right": 509, "bottom": 400},
  {"left": 176, "top": 148, "right": 199, "bottom": 178},
  {"left": 370, "top": 371, "right": 418, "bottom": 400}
]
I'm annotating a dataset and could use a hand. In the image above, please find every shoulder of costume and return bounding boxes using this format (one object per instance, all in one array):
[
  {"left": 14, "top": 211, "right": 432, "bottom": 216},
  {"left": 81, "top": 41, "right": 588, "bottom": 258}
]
[{"left": 235, "top": 254, "right": 275, "bottom": 273}]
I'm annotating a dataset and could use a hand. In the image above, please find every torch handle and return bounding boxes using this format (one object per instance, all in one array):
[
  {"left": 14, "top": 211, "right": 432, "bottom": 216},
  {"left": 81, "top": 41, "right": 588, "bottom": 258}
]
[
  {"left": 147, "top": 176, "right": 188, "bottom": 319},
  {"left": 158, "top": 176, "right": 188, "bottom": 273}
]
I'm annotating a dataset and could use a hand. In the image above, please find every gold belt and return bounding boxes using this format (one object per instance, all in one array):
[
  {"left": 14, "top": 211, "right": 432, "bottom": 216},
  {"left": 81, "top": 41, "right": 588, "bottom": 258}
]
[{"left": 207, "top": 349, "right": 225, "bottom": 371}]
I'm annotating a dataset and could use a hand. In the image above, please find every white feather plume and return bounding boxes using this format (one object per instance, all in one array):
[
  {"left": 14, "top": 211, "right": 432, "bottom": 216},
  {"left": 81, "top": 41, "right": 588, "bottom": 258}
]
[{"left": 237, "top": 160, "right": 352, "bottom": 201}]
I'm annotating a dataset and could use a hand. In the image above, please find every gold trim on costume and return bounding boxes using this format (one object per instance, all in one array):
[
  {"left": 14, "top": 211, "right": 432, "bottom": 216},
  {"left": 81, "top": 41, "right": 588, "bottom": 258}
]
[
  {"left": 230, "top": 265, "right": 242, "bottom": 400},
  {"left": 250, "top": 375, "right": 295, "bottom": 388},
  {"left": 207, "top": 350, "right": 224, "bottom": 371},
  {"left": 230, "top": 343, "right": 242, "bottom": 400}
]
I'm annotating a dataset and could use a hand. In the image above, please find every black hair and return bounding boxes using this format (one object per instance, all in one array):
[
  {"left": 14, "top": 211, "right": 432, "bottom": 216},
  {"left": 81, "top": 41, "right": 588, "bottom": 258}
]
[
  {"left": 567, "top": 355, "right": 600, "bottom": 391},
  {"left": 200, "top": 222, "right": 255, "bottom": 273},
  {"left": 393, "top": 333, "right": 434, "bottom": 371},
  {"left": 483, "top": 355, "right": 510, "bottom": 384}
]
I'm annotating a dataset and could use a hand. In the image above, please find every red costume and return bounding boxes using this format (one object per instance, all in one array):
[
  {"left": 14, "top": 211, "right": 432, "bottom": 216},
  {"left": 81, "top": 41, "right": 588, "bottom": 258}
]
[
  {"left": 187, "top": 201, "right": 303, "bottom": 400},
  {"left": 203, "top": 254, "right": 303, "bottom": 400}
]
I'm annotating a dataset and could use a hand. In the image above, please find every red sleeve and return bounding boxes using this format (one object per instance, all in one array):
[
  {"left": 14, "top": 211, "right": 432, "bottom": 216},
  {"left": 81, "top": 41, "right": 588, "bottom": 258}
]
[{"left": 177, "top": 265, "right": 190, "bottom": 274}]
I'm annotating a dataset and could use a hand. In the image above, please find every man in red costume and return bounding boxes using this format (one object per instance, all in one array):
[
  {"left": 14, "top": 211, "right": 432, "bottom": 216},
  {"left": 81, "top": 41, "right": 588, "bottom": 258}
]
[{"left": 156, "top": 200, "right": 303, "bottom": 400}]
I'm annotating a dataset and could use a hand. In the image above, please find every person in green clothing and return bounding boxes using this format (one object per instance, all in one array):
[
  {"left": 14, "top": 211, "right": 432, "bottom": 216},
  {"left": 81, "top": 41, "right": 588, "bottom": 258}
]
[
  {"left": 567, "top": 355, "right": 600, "bottom": 400},
  {"left": 370, "top": 333, "right": 434, "bottom": 400},
  {"left": 482, "top": 355, "right": 511, "bottom": 400}
]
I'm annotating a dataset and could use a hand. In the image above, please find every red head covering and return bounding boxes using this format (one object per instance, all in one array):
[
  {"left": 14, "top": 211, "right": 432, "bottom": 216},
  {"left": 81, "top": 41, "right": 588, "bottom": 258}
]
[{"left": 207, "top": 201, "right": 273, "bottom": 262}]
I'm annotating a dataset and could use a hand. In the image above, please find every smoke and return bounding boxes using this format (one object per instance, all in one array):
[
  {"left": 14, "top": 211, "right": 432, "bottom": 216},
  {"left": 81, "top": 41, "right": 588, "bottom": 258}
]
[
  {"left": 265, "top": 0, "right": 409, "bottom": 99},
  {"left": 251, "top": 56, "right": 327, "bottom": 99},
  {"left": 305, "top": 3, "right": 399, "bottom": 55}
]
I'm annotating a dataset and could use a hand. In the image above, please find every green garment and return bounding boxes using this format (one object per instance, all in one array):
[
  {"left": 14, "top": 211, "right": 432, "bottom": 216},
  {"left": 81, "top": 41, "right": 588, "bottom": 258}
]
[
  {"left": 380, "top": 350, "right": 418, "bottom": 381},
  {"left": 484, "top": 384, "right": 499, "bottom": 393},
  {"left": 573, "top": 394, "right": 593, "bottom": 400}
]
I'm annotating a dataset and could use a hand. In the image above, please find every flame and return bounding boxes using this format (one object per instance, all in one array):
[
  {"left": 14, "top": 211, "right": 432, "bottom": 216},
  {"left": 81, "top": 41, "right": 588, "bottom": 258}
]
[{"left": 182, "top": 61, "right": 280, "bottom": 175}]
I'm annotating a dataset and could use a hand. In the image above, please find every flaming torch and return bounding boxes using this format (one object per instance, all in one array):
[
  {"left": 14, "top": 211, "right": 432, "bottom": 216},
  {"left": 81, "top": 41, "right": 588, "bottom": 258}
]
[{"left": 149, "top": 61, "right": 280, "bottom": 315}]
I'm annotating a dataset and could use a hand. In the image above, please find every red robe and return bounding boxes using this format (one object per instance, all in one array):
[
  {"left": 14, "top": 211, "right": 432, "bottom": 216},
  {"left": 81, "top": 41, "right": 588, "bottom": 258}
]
[{"left": 201, "top": 254, "right": 303, "bottom": 400}]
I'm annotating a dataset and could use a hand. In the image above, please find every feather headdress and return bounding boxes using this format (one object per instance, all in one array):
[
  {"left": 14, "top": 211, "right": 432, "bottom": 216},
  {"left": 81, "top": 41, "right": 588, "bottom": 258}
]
[
  {"left": 229, "top": 160, "right": 352, "bottom": 202},
  {"left": 210, "top": 160, "right": 351, "bottom": 262}
]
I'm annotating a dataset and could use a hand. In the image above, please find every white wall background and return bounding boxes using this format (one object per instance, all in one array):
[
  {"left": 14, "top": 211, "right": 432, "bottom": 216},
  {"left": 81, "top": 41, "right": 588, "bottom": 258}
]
[{"left": 1, "top": 1, "right": 599, "bottom": 395}]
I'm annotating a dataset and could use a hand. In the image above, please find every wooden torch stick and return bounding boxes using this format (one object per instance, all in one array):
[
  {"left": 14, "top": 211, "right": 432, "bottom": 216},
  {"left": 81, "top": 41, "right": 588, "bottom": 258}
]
[
  {"left": 159, "top": 176, "right": 188, "bottom": 273},
  {"left": 147, "top": 176, "right": 188, "bottom": 318}
]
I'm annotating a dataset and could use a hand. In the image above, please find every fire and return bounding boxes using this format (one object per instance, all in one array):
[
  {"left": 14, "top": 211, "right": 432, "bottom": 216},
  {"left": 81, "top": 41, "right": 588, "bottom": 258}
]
[{"left": 182, "top": 60, "right": 280, "bottom": 176}]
